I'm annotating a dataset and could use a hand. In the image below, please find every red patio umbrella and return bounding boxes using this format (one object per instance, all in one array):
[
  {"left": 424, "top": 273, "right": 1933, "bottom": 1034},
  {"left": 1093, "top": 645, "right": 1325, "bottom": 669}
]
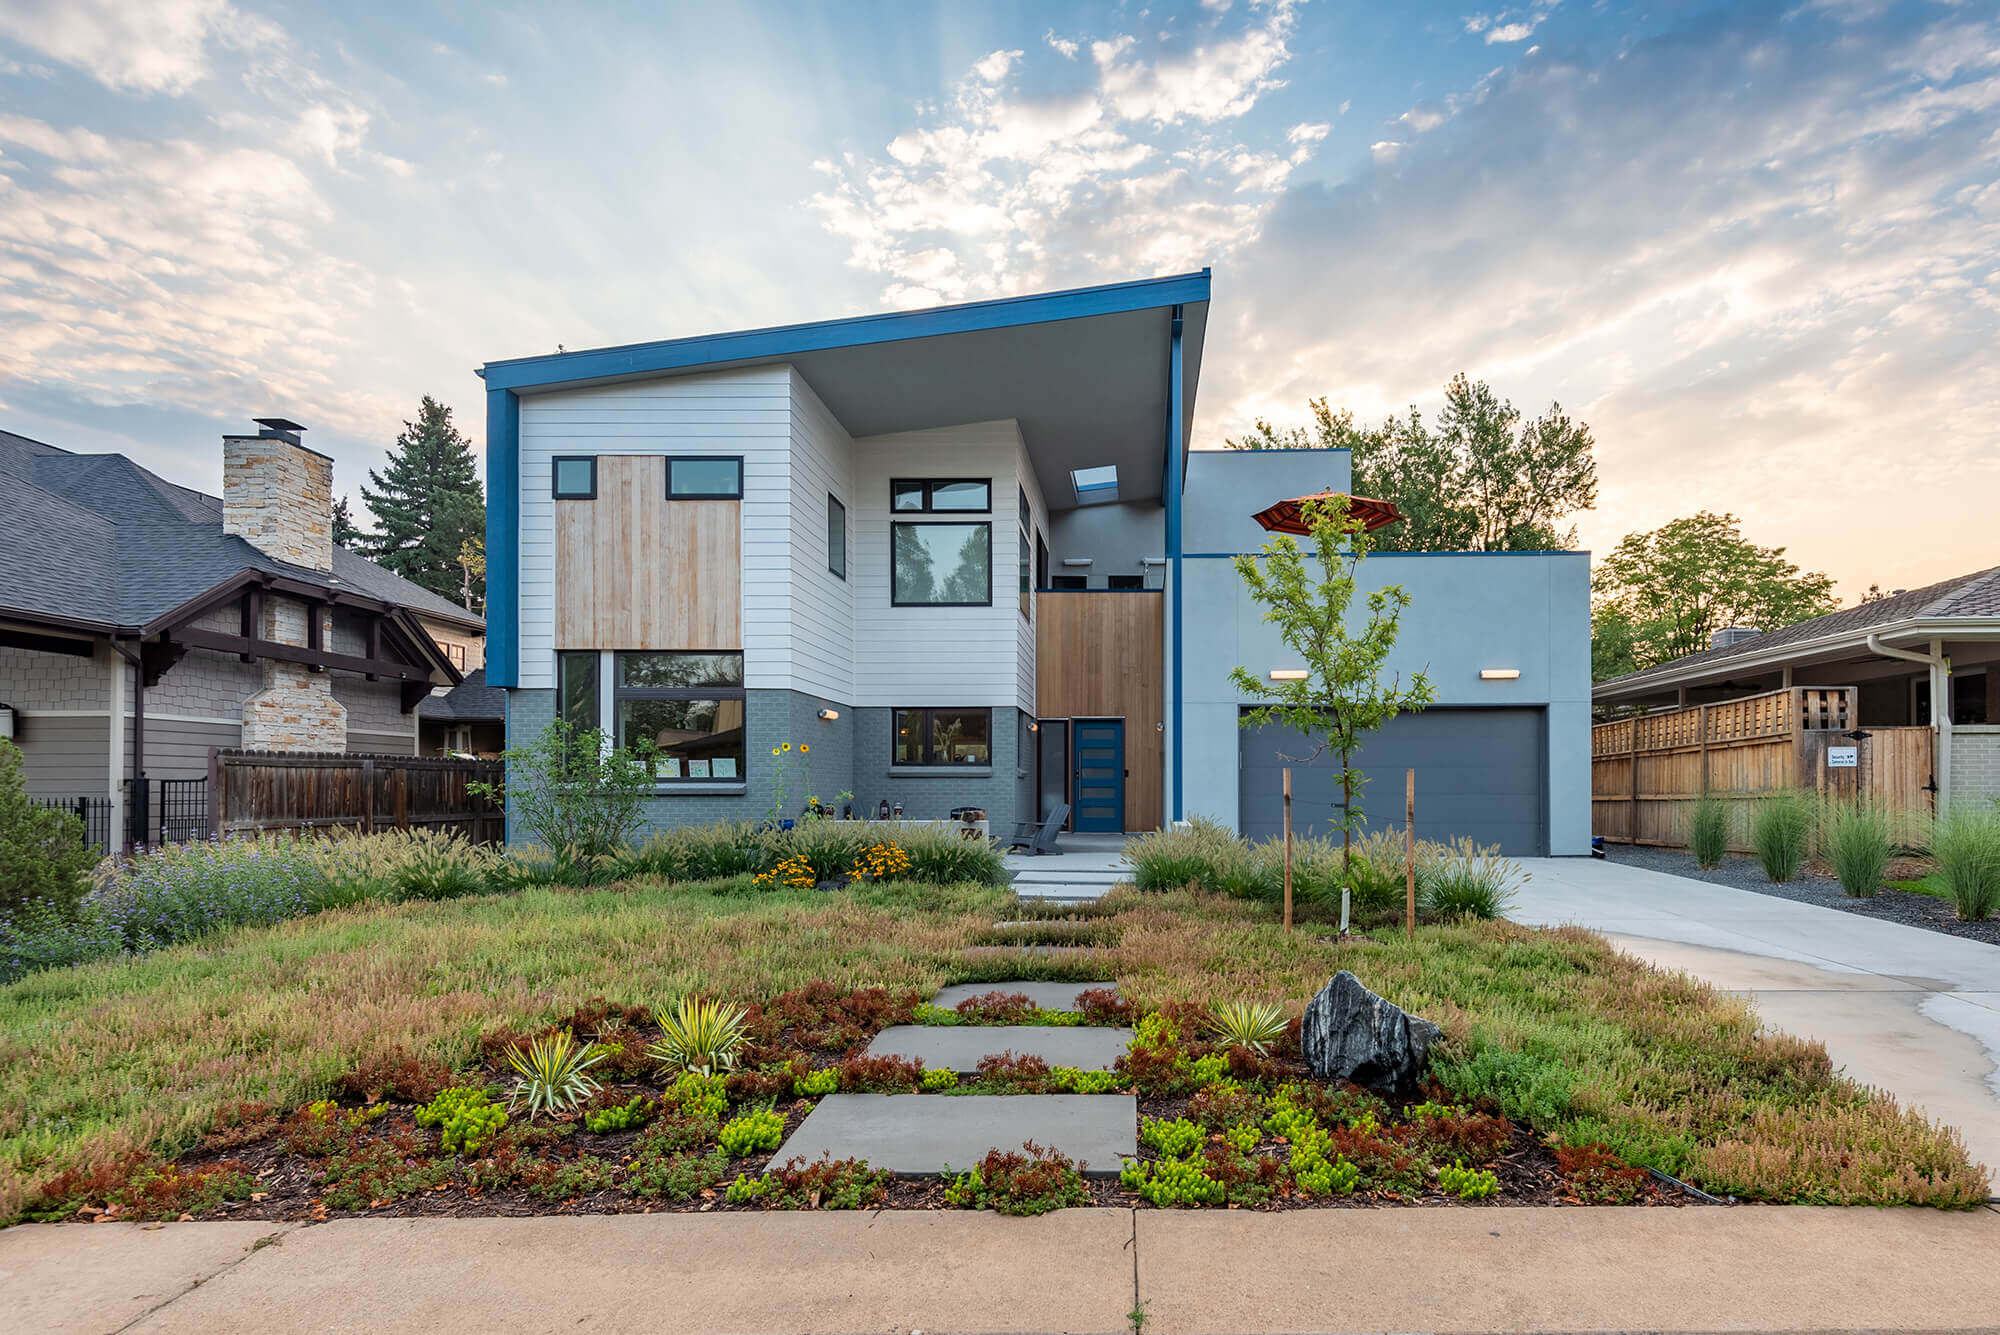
[{"left": 1251, "top": 491, "right": 1404, "bottom": 535}]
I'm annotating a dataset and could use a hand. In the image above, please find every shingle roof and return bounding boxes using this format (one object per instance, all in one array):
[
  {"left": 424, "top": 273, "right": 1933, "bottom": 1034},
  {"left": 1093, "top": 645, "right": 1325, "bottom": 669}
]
[
  {"left": 0, "top": 431, "right": 485, "bottom": 634},
  {"left": 1599, "top": 565, "right": 2000, "bottom": 692},
  {"left": 416, "top": 668, "right": 505, "bottom": 722}
]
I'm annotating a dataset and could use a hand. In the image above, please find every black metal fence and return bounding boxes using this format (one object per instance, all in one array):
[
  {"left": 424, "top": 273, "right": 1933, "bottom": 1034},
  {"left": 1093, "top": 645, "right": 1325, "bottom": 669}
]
[{"left": 31, "top": 778, "right": 212, "bottom": 851}]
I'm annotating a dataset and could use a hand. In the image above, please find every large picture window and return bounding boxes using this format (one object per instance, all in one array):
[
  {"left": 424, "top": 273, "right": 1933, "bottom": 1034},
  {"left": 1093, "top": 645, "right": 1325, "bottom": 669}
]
[
  {"left": 614, "top": 651, "right": 746, "bottom": 782},
  {"left": 893, "top": 708, "right": 991, "bottom": 767},
  {"left": 891, "top": 522, "right": 991, "bottom": 606}
]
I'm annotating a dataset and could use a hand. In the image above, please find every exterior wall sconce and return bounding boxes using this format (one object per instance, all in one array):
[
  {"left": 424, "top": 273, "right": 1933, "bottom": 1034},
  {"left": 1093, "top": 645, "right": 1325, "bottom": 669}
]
[
  {"left": 1480, "top": 669, "right": 1521, "bottom": 681},
  {"left": 1026, "top": 721, "right": 1039, "bottom": 732},
  {"left": 1269, "top": 669, "right": 1309, "bottom": 681},
  {"left": 1061, "top": 557, "right": 1093, "bottom": 567},
  {"left": 818, "top": 708, "right": 840, "bottom": 720}
]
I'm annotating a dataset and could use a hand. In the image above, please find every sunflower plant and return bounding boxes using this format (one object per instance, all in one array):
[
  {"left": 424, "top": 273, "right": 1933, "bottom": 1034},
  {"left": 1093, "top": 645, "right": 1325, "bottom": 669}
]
[{"left": 766, "top": 740, "right": 813, "bottom": 823}]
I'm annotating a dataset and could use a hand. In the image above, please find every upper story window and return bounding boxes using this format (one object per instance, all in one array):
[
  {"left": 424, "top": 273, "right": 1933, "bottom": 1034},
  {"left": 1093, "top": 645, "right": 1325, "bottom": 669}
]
[
  {"left": 891, "top": 478, "right": 989, "bottom": 513},
  {"left": 827, "top": 494, "right": 847, "bottom": 580},
  {"left": 552, "top": 456, "right": 597, "bottom": 499},
  {"left": 1107, "top": 574, "right": 1145, "bottom": 590},
  {"left": 666, "top": 456, "right": 743, "bottom": 499},
  {"left": 615, "top": 651, "right": 747, "bottom": 782},
  {"left": 891, "top": 522, "right": 991, "bottom": 606},
  {"left": 441, "top": 641, "right": 467, "bottom": 670}
]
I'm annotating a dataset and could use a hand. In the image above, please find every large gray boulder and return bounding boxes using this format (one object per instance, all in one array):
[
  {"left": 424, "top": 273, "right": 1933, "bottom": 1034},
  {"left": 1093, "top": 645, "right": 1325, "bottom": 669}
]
[{"left": 1300, "top": 970, "right": 1441, "bottom": 1095}]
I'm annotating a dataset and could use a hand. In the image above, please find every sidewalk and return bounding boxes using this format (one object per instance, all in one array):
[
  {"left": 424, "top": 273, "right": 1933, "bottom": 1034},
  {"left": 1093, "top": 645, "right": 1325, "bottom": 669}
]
[{"left": 8, "top": 1205, "right": 2000, "bottom": 1335}]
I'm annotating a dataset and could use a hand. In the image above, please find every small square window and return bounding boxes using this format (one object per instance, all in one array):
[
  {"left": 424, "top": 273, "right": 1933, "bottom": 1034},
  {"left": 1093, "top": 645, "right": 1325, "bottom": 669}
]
[
  {"left": 827, "top": 495, "right": 847, "bottom": 580},
  {"left": 666, "top": 456, "right": 742, "bottom": 499},
  {"left": 552, "top": 456, "right": 596, "bottom": 499}
]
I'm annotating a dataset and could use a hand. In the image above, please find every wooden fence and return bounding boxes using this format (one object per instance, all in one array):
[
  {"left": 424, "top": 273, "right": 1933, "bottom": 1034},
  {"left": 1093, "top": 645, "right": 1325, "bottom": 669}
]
[
  {"left": 207, "top": 749, "right": 505, "bottom": 844},
  {"left": 1591, "top": 687, "right": 1933, "bottom": 851}
]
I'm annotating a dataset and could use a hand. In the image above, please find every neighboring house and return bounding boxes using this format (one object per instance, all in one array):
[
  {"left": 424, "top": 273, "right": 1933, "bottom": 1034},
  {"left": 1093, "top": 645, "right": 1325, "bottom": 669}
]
[
  {"left": 0, "top": 420, "right": 483, "bottom": 846},
  {"left": 479, "top": 272, "right": 1590, "bottom": 855},
  {"left": 1593, "top": 566, "right": 2000, "bottom": 808},
  {"left": 417, "top": 667, "right": 506, "bottom": 757}
]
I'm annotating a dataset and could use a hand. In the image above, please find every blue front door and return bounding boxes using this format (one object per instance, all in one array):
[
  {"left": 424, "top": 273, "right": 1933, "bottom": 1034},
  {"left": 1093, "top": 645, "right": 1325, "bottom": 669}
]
[{"left": 1072, "top": 719, "right": 1125, "bottom": 832}]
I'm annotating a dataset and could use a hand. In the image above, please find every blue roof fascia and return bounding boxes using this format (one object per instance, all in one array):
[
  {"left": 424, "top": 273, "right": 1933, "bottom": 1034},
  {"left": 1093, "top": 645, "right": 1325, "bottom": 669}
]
[{"left": 477, "top": 271, "right": 1211, "bottom": 394}]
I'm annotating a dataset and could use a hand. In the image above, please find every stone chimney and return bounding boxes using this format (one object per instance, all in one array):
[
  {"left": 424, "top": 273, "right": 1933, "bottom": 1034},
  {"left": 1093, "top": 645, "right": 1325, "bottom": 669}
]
[
  {"left": 226, "top": 418, "right": 348, "bottom": 751},
  {"left": 223, "top": 418, "right": 333, "bottom": 573}
]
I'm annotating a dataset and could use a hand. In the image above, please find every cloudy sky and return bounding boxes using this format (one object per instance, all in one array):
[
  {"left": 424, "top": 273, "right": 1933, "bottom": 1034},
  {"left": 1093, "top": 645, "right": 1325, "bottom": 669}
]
[{"left": 2, "top": 0, "right": 1995, "bottom": 600}]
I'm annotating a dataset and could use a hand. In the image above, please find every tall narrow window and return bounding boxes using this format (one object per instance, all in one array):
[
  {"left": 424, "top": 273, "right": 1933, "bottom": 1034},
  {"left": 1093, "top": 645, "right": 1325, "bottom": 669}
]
[
  {"left": 827, "top": 494, "right": 847, "bottom": 580},
  {"left": 556, "top": 651, "right": 599, "bottom": 736},
  {"left": 1018, "top": 523, "right": 1031, "bottom": 619}
]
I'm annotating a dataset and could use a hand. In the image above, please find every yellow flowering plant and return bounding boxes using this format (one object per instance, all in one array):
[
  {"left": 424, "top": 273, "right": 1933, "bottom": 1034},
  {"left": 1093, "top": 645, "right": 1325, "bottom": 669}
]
[{"left": 850, "top": 841, "right": 913, "bottom": 883}]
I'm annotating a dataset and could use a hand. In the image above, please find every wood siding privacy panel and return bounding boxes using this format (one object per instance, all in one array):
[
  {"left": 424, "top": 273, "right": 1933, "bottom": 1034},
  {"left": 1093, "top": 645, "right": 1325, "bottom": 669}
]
[
  {"left": 517, "top": 367, "right": 788, "bottom": 689},
  {"left": 554, "top": 455, "right": 742, "bottom": 651},
  {"left": 1036, "top": 590, "right": 1164, "bottom": 830},
  {"left": 1590, "top": 687, "right": 1934, "bottom": 850}
]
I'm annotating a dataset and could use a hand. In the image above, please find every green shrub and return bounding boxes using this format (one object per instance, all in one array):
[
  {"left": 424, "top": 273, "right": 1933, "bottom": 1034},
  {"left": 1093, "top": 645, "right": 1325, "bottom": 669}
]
[
  {"left": 1140, "top": 1117, "right": 1206, "bottom": 1160},
  {"left": 1822, "top": 800, "right": 1892, "bottom": 897},
  {"left": 1929, "top": 806, "right": 2000, "bottom": 921},
  {"left": 1119, "top": 1156, "right": 1225, "bottom": 1206},
  {"left": 793, "top": 1067, "right": 839, "bottom": 1096},
  {"left": 1750, "top": 792, "right": 1814, "bottom": 882},
  {"left": 1420, "top": 837, "right": 1524, "bottom": 920},
  {"left": 469, "top": 718, "right": 655, "bottom": 864},
  {"left": 415, "top": 1086, "right": 507, "bottom": 1156},
  {"left": 582, "top": 1096, "right": 653, "bottom": 1133},
  {"left": 1051, "top": 1067, "right": 1121, "bottom": 1094},
  {"left": 1686, "top": 793, "right": 1732, "bottom": 869},
  {"left": 921, "top": 1067, "right": 959, "bottom": 1090},
  {"left": 663, "top": 1071, "right": 729, "bottom": 1120},
  {"left": 718, "top": 1107, "right": 786, "bottom": 1156},
  {"left": 0, "top": 739, "right": 98, "bottom": 920},
  {"left": 1437, "top": 1159, "right": 1499, "bottom": 1200}
]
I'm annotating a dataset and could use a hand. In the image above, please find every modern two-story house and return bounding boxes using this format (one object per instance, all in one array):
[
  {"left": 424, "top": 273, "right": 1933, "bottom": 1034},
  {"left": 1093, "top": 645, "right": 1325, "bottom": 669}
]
[{"left": 480, "top": 272, "right": 1590, "bottom": 855}]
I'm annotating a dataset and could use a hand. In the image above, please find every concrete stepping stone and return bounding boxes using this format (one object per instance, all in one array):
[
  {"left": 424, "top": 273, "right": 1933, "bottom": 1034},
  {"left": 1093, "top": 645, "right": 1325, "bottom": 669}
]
[
  {"left": 769, "top": 1093, "right": 1137, "bottom": 1176},
  {"left": 930, "top": 980, "right": 1117, "bottom": 1011},
  {"left": 865, "top": 1024, "right": 1132, "bottom": 1073}
]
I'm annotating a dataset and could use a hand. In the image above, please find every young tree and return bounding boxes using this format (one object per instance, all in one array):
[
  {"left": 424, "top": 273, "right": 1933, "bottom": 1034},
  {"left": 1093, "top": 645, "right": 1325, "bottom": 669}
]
[
  {"left": 0, "top": 738, "right": 99, "bottom": 919},
  {"left": 1229, "top": 497, "right": 1436, "bottom": 915},
  {"left": 456, "top": 536, "right": 486, "bottom": 614},
  {"left": 361, "top": 396, "right": 485, "bottom": 604},
  {"left": 1592, "top": 511, "right": 1840, "bottom": 675},
  {"left": 1225, "top": 375, "right": 1598, "bottom": 553},
  {"left": 332, "top": 495, "right": 363, "bottom": 550}
]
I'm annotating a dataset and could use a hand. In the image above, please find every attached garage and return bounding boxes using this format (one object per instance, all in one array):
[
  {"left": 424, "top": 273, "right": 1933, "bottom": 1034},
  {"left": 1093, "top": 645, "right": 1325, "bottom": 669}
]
[{"left": 1238, "top": 707, "right": 1547, "bottom": 856}]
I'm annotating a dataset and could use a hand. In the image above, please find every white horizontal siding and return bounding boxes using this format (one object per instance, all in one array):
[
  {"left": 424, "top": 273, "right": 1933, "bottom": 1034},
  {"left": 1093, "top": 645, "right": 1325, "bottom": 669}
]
[
  {"left": 850, "top": 421, "right": 1031, "bottom": 709},
  {"left": 1014, "top": 429, "right": 1048, "bottom": 718},
  {"left": 516, "top": 367, "right": 793, "bottom": 691},
  {"left": 786, "top": 370, "right": 856, "bottom": 704}
]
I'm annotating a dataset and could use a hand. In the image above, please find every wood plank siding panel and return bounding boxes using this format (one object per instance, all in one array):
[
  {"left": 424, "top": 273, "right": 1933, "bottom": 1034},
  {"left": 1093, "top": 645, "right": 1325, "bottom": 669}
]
[
  {"left": 1036, "top": 591, "right": 1164, "bottom": 830},
  {"left": 554, "top": 454, "right": 741, "bottom": 651}
]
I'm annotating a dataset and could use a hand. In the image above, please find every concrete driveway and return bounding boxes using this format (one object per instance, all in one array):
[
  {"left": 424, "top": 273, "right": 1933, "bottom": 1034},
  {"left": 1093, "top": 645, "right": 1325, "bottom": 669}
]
[{"left": 1516, "top": 857, "right": 2000, "bottom": 1183}]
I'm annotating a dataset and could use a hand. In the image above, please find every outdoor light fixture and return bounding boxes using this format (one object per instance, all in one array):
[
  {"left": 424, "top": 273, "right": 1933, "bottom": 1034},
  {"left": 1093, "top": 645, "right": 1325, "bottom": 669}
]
[
  {"left": 1026, "top": 721, "right": 1039, "bottom": 732},
  {"left": 1480, "top": 669, "right": 1521, "bottom": 680},
  {"left": 818, "top": 708, "right": 840, "bottom": 720},
  {"left": 1060, "top": 557, "right": 1093, "bottom": 567},
  {"left": 1270, "top": 669, "right": 1309, "bottom": 681}
]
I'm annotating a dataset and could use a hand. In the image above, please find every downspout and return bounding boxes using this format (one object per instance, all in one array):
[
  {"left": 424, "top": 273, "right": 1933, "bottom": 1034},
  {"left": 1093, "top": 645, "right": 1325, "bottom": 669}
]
[
  {"left": 1867, "top": 632, "right": 1950, "bottom": 809},
  {"left": 1165, "top": 307, "right": 1184, "bottom": 824}
]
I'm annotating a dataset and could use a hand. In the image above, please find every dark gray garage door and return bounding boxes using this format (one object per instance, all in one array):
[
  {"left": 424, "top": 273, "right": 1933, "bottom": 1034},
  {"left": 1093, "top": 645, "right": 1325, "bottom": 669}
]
[{"left": 1238, "top": 707, "right": 1546, "bottom": 855}]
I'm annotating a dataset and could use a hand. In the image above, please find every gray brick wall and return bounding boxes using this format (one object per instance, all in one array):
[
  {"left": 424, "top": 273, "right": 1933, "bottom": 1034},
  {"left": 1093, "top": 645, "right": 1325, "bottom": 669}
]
[
  {"left": 851, "top": 706, "right": 1024, "bottom": 830},
  {"left": 1952, "top": 727, "right": 2000, "bottom": 805}
]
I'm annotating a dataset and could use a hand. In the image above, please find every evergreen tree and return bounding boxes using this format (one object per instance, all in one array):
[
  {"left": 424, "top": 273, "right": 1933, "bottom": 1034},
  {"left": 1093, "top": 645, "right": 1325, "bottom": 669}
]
[
  {"left": 361, "top": 396, "right": 484, "bottom": 604},
  {"left": 331, "top": 495, "right": 362, "bottom": 549}
]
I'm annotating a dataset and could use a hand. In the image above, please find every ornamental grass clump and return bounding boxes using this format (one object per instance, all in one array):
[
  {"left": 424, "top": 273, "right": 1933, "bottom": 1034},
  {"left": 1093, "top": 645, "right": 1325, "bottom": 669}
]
[
  {"left": 1749, "top": 790, "right": 1814, "bottom": 882},
  {"left": 1821, "top": 799, "right": 1893, "bottom": 898},
  {"left": 1929, "top": 806, "right": 2000, "bottom": 921},
  {"left": 649, "top": 997, "right": 751, "bottom": 1074},
  {"left": 505, "top": 1030, "right": 605, "bottom": 1118},
  {"left": 1209, "top": 1000, "right": 1287, "bottom": 1054},
  {"left": 1125, "top": 817, "right": 1238, "bottom": 893},
  {"left": 1685, "top": 793, "right": 1732, "bottom": 869},
  {"left": 1419, "top": 837, "right": 1524, "bottom": 921}
]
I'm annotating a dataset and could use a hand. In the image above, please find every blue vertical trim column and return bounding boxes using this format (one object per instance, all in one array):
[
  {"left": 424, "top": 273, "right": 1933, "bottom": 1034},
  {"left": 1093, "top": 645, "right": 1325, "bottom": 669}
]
[
  {"left": 1166, "top": 308, "right": 1185, "bottom": 822},
  {"left": 485, "top": 386, "right": 521, "bottom": 689}
]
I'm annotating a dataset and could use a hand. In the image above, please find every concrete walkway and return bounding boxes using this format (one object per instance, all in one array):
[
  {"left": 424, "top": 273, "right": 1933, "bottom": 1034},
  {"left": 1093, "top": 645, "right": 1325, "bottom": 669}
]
[
  {"left": 8, "top": 1206, "right": 1999, "bottom": 1334},
  {"left": 1006, "top": 832, "right": 1130, "bottom": 901},
  {"left": 1516, "top": 856, "right": 2000, "bottom": 1181}
]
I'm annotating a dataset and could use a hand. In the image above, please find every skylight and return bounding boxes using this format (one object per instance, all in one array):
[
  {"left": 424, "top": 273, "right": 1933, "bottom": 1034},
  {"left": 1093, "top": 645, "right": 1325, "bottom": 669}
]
[{"left": 1070, "top": 465, "right": 1119, "bottom": 505}]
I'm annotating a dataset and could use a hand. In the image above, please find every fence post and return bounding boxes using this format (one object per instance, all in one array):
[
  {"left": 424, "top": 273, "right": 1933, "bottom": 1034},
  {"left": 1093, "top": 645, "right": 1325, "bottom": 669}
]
[
  {"left": 1404, "top": 768, "right": 1416, "bottom": 939},
  {"left": 394, "top": 765, "right": 409, "bottom": 831},
  {"left": 360, "top": 757, "right": 376, "bottom": 835},
  {"left": 1281, "top": 768, "right": 1293, "bottom": 935},
  {"left": 206, "top": 748, "right": 222, "bottom": 840},
  {"left": 1627, "top": 717, "right": 1640, "bottom": 844}
]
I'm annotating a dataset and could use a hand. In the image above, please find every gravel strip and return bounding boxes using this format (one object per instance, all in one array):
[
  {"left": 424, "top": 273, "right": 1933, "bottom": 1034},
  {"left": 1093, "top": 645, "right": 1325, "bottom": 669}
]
[{"left": 1604, "top": 844, "right": 2000, "bottom": 948}]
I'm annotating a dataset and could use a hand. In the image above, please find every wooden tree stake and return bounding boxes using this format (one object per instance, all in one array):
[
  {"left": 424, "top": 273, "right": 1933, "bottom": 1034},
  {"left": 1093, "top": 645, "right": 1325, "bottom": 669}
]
[
  {"left": 1282, "top": 767, "right": 1294, "bottom": 933},
  {"left": 1404, "top": 768, "right": 1416, "bottom": 938}
]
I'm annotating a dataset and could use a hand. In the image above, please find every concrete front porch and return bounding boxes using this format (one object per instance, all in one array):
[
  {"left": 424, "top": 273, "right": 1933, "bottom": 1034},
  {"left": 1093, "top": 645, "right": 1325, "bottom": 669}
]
[{"left": 1004, "top": 830, "right": 1132, "bottom": 902}]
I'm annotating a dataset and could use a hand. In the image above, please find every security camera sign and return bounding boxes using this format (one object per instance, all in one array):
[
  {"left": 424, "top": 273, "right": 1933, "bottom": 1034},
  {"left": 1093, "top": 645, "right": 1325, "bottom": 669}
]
[{"left": 1827, "top": 745, "right": 1859, "bottom": 769}]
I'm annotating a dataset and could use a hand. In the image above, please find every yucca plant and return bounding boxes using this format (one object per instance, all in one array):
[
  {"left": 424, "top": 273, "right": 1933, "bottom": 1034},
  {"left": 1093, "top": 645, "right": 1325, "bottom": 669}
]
[
  {"left": 505, "top": 1029, "right": 606, "bottom": 1118},
  {"left": 1685, "top": 793, "right": 1731, "bottom": 869},
  {"left": 1750, "top": 791, "right": 1814, "bottom": 882},
  {"left": 648, "top": 996, "right": 752, "bottom": 1075},
  {"left": 1209, "top": 1001, "right": 1287, "bottom": 1054},
  {"left": 1821, "top": 799, "right": 1892, "bottom": 897}
]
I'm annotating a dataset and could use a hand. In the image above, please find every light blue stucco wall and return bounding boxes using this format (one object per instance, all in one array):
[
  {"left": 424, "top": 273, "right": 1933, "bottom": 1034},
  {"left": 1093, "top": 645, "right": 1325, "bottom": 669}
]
[
  {"left": 1182, "top": 448, "right": 1350, "bottom": 554},
  {"left": 1177, "top": 550, "right": 1593, "bottom": 856},
  {"left": 1046, "top": 501, "right": 1164, "bottom": 587}
]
